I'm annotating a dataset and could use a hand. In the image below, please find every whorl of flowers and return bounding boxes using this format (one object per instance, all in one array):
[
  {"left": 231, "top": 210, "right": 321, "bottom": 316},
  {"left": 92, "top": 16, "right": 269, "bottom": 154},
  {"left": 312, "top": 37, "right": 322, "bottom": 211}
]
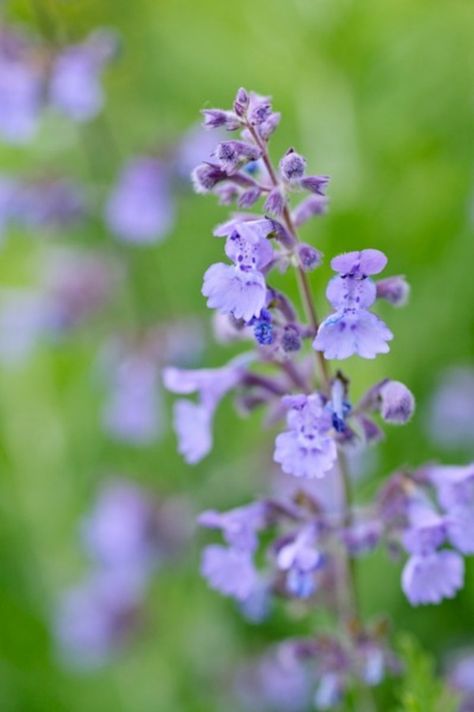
[{"left": 163, "top": 87, "right": 474, "bottom": 709}]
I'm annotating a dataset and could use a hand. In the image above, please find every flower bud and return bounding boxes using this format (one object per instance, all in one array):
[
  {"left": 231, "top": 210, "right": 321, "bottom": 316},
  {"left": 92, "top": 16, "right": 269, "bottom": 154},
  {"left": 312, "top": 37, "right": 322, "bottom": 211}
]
[
  {"left": 300, "top": 175, "right": 330, "bottom": 195},
  {"left": 281, "top": 324, "right": 301, "bottom": 353},
  {"left": 291, "top": 195, "right": 328, "bottom": 227},
  {"left": 379, "top": 380, "right": 415, "bottom": 424},
  {"left": 258, "top": 112, "right": 281, "bottom": 140},
  {"left": 279, "top": 149, "right": 306, "bottom": 183},
  {"left": 376, "top": 276, "right": 410, "bottom": 307},
  {"left": 191, "top": 163, "right": 228, "bottom": 193},
  {"left": 264, "top": 187, "right": 285, "bottom": 217},
  {"left": 214, "top": 140, "right": 261, "bottom": 174},
  {"left": 238, "top": 187, "right": 261, "bottom": 208},
  {"left": 233, "top": 87, "right": 249, "bottom": 117},
  {"left": 201, "top": 109, "right": 240, "bottom": 130},
  {"left": 297, "top": 244, "right": 322, "bottom": 272}
]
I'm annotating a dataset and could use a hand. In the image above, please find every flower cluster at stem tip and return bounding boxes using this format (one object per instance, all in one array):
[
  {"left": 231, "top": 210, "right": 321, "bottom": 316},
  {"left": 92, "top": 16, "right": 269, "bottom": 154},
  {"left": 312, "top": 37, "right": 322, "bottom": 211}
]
[{"left": 163, "top": 87, "right": 473, "bottom": 709}]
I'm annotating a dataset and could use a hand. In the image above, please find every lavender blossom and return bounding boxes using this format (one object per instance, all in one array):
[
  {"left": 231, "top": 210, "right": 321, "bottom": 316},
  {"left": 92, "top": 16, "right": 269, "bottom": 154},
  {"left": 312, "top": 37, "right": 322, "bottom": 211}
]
[
  {"left": 428, "top": 368, "right": 474, "bottom": 451},
  {"left": 81, "top": 479, "right": 160, "bottom": 576},
  {"left": 54, "top": 570, "right": 141, "bottom": 668},
  {"left": 0, "top": 28, "right": 43, "bottom": 143},
  {"left": 314, "top": 249, "right": 393, "bottom": 360},
  {"left": 401, "top": 551, "right": 464, "bottom": 606},
  {"left": 106, "top": 157, "right": 174, "bottom": 244},
  {"left": 102, "top": 349, "right": 162, "bottom": 445},
  {"left": 274, "top": 394, "right": 337, "bottom": 479},
  {"left": 49, "top": 30, "right": 117, "bottom": 122},
  {"left": 163, "top": 354, "right": 251, "bottom": 463},
  {"left": 201, "top": 544, "right": 258, "bottom": 601},
  {"left": 202, "top": 220, "right": 274, "bottom": 322}
]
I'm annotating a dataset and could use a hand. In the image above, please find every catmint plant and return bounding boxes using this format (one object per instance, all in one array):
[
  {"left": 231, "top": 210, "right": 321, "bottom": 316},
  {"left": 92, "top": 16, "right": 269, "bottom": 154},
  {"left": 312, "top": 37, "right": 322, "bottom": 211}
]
[{"left": 164, "top": 88, "right": 474, "bottom": 709}]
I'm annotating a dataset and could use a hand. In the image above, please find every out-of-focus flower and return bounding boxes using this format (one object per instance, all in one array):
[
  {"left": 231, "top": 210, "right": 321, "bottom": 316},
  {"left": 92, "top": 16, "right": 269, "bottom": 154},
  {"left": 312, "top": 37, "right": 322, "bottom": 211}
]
[
  {"left": 81, "top": 479, "right": 161, "bottom": 577},
  {"left": 42, "top": 248, "right": 119, "bottom": 332},
  {"left": 49, "top": 29, "right": 118, "bottom": 122},
  {"left": 0, "top": 27, "right": 43, "bottom": 143},
  {"left": 428, "top": 367, "right": 474, "bottom": 452},
  {"left": 106, "top": 157, "right": 174, "bottom": 244},
  {"left": 54, "top": 569, "right": 142, "bottom": 668},
  {"left": 101, "top": 342, "right": 163, "bottom": 446},
  {"left": 0, "top": 289, "right": 49, "bottom": 364}
]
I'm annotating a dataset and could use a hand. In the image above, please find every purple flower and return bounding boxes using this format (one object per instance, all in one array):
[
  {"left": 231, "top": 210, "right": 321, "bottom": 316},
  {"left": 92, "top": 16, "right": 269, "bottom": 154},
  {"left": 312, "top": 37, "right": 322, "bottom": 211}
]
[
  {"left": 297, "top": 244, "right": 322, "bottom": 272},
  {"left": 426, "top": 464, "right": 474, "bottom": 554},
  {"left": 428, "top": 368, "right": 474, "bottom": 451},
  {"left": 277, "top": 526, "right": 323, "bottom": 598},
  {"left": 198, "top": 502, "right": 266, "bottom": 552},
  {"left": 163, "top": 354, "right": 251, "bottom": 463},
  {"left": 201, "top": 544, "right": 258, "bottom": 601},
  {"left": 0, "top": 29, "right": 42, "bottom": 143},
  {"left": 102, "top": 352, "right": 162, "bottom": 445},
  {"left": 202, "top": 220, "right": 273, "bottom": 322},
  {"left": 106, "top": 157, "right": 174, "bottom": 244},
  {"left": 264, "top": 187, "right": 286, "bottom": 217},
  {"left": 201, "top": 108, "right": 241, "bottom": 130},
  {"left": 81, "top": 479, "right": 160, "bottom": 575},
  {"left": 379, "top": 380, "right": 415, "bottom": 424},
  {"left": 376, "top": 276, "right": 410, "bottom": 307},
  {"left": 401, "top": 550, "right": 464, "bottom": 605},
  {"left": 274, "top": 394, "right": 337, "bottom": 479},
  {"left": 279, "top": 149, "right": 306, "bottom": 184},
  {"left": 54, "top": 570, "right": 141, "bottom": 668},
  {"left": 291, "top": 195, "right": 328, "bottom": 227},
  {"left": 12, "top": 178, "right": 85, "bottom": 231},
  {"left": 342, "top": 519, "right": 382, "bottom": 556},
  {"left": 402, "top": 501, "right": 447, "bottom": 556},
  {"left": 314, "top": 249, "right": 393, "bottom": 360},
  {"left": 247, "top": 91, "right": 273, "bottom": 126},
  {"left": 0, "top": 289, "right": 49, "bottom": 364},
  {"left": 314, "top": 673, "right": 345, "bottom": 710},
  {"left": 49, "top": 30, "right": 117, "bottom": 122},
  {"left": 42, "top": 248, "right": 118, "bottom": 332},
  {"left": 214, "top": 140, "right": 261, "bottom": 174}
]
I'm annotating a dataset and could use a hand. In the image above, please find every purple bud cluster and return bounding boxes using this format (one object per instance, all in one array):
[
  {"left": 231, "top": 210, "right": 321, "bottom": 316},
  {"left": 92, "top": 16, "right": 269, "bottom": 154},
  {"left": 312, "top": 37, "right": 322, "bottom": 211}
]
[
  {"left": 55, "top": 478, "right": 190, "bottom": 667},
  {"left": 163, "top": 87, "right": 473, "bottom": 709},
  {"left": 0, "top": 26, "right": 117, "bottom": 144}
]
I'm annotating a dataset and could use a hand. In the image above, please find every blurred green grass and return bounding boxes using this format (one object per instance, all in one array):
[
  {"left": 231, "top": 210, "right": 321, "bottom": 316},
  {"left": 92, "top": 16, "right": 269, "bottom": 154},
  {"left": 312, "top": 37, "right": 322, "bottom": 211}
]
[{"left": 0, "top": 0, "right": 473, "bottom": 709}]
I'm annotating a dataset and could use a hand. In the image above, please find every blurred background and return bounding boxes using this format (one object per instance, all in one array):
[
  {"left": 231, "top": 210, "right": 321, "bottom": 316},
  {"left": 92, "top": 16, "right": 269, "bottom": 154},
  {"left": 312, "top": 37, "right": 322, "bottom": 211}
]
[{"left": 0, "top": 0, "right": 473, "bottom": 709}]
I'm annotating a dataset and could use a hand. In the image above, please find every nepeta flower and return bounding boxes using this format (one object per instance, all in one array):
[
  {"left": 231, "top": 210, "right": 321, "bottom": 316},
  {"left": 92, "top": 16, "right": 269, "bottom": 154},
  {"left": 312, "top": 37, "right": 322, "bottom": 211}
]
[
  {"left": 0, "top": 28, "right": 42, "bottom": 143},
  {"left": 277, "top": 526, "right": 323, "bottom": 598},
  {"left": 106, "top": 157, "right": 174, "bottom": 244},
  {"left": 428, "top": 368, "right": 474, "bottom": 451},
  {"left": 163, "top": 355, "right": 251, "bottom": 463},
  {"left": 81, "top": 479, "right": 160, "bottom": 576},
  {"left": 279, "top": 149, "right": 306, "bottom": 184},
  {"left": 426, "top": 464, "right": 474, "bottom": 554},
  {"left": 201, "top": 544, "right": 258, "bottom": 601},
  {"left": 401, "top": 550, "right": 464, "bottom": 606},
  {"left": 198, "top": 502, "right": 266, "bottom": 552},
  {"left": 214, "top": 140, "right": 261, "bottom": 174},
  {"left": 54, "top": 570, "right": 141, "bottom": 668},
  {"left": 274, "top": 394, "right": 337, "bottom": 479},
  {"left": 375, "top": 276, "right": 410, "bottom": 307},
  {"left": 102, "top": 352, "right": 162, "bottom": 445},
  {"left": 314, "top": 249, "right": 393, "bottom": 360},
  {"left": 49, "top": 30, "right": 117, "bottom": 122},
  {"left": 202, "top": 220, "right": 274, "bottom": 322}
]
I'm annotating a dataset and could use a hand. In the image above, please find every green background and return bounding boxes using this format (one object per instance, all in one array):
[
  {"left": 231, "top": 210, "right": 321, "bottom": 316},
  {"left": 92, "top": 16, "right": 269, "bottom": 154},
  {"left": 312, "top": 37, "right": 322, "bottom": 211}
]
[{"left": 0, "top": 0, "right": 473, "bottom": 709}]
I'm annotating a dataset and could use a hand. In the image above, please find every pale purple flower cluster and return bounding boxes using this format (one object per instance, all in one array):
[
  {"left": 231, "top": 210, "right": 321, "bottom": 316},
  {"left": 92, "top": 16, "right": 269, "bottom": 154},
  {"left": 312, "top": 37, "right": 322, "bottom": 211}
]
[
  {"left": 0, "top": 174, "right": 85, "bottom": 241},
  {"left": 55, "top": 478, "right": 190, "bottom": 667},
  {"left": 162, "top": 85, "right": 473, "bottom": 708},
  {"left": 377, "top": 463, "right": 474, "bottom": 605},
  {"left": 0, "top": 25, "right": 117, "bottom": 144},
  {"left": 106, "top": 157, "right": 175, "bottom": 244}
]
